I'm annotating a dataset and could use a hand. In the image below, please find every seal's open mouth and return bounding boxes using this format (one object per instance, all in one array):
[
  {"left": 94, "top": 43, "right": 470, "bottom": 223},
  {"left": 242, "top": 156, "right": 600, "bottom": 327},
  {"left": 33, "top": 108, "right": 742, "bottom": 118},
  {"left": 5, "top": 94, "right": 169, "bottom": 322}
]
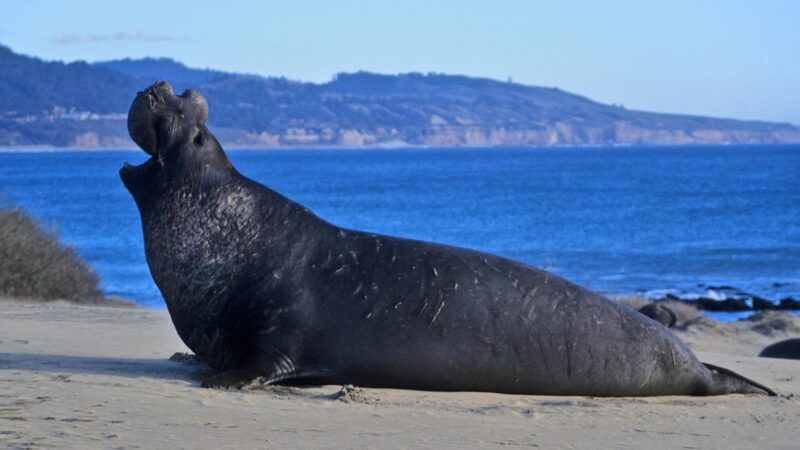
[
  {"left": 120, "top": 81, "right": 174, "bottom": 179},
  {"left": 120, "top": 156, "right": 157, "bottom": 177},
  {"left": 121, "top": 80, "right": 210, "bottom": 183}
]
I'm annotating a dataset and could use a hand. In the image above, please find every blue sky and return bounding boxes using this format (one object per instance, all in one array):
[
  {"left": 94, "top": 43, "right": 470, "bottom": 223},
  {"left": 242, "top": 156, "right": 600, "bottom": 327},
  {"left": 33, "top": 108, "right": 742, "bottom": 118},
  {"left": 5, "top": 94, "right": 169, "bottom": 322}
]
[{"left": 1, "top": 0, "right": 798, "bottom": 124}]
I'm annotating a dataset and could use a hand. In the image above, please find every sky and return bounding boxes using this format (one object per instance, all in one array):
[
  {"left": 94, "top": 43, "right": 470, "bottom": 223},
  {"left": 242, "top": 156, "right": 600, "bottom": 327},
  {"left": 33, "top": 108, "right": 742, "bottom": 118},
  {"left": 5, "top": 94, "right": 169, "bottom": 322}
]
[{"left": 1, "top": 0, "right": 798, "bottom": 124}]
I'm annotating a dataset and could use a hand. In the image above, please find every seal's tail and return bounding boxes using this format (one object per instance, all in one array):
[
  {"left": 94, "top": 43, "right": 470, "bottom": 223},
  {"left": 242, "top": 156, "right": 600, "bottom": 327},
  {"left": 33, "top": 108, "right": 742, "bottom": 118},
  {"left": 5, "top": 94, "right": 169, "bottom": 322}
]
[{"left": 702, "top": 363, "right": 776, "bottom": 396}]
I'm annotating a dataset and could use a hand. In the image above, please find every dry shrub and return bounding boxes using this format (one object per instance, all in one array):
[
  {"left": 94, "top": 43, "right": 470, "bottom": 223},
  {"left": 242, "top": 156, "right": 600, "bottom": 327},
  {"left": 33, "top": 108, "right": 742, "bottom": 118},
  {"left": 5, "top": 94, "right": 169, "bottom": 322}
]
[{"left": 0, "top": 205, "right": 103, "bottom": 302}]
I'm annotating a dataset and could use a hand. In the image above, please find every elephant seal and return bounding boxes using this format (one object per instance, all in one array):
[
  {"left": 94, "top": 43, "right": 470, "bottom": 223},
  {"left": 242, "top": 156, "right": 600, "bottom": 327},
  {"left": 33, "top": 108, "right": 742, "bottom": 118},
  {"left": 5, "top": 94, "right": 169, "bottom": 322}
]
[
  {"left": 120, "top": 81, "right": 774, "bottom": 396},
  {"left": 638, "top": 303, "right": 677, "bottom": 328},
  {"left": 759, "top": 339, "right": 800, "bottom": 360}
]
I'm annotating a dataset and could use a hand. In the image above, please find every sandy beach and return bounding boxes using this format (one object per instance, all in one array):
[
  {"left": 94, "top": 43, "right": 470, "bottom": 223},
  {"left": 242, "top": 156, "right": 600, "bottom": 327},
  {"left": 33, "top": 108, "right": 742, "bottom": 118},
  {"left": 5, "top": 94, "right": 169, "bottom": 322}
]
[{"left": 0, "top": 299, "right": 798, "bottom": 449}]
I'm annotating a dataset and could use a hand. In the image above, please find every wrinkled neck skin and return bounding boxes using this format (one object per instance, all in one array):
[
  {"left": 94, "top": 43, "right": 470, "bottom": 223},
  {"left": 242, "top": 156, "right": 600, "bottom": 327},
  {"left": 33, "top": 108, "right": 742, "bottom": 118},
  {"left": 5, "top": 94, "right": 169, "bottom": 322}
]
[
  {"left": 123, "top": 141, "right": 326, "bottom": 366},
  {"left": 123, "top": 135, "right": 233, "bottom": 211}
]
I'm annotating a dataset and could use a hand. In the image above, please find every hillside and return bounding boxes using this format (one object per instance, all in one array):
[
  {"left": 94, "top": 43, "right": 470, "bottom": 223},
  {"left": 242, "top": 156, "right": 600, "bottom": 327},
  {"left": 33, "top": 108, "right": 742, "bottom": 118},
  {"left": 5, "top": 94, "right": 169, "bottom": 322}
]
[{"left": 1, "top": 44, "right": 798, "bottom": 148}]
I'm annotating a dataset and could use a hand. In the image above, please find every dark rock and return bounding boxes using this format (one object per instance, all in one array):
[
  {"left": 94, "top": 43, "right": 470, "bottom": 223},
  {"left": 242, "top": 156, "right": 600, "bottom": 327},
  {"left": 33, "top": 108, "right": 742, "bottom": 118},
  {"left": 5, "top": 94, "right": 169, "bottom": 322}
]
[
  {"left": 706, "top": 285, "right": 736, "bottom": 291},
  {"left": 168, "top": 352, "right": 204, "bottom": 365},
  {"left": 778, "top": 297, "right": 800, "bottom": 310},
  {"left": 687, "top": 297, "right": 751, "bottom": 312},
  {"left": 752, "top": 297, "right": 777, "bottom": 311},
  {"left": 759, "top": 338, "right": 800, "bottom": 360}
]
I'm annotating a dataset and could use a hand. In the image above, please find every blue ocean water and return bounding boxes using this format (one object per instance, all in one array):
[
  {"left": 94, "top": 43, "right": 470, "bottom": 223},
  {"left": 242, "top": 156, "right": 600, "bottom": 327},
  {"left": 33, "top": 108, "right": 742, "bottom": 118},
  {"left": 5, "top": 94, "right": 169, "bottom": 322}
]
[{"left": 0, "top": 145, "right": 798, "bottom": 310}]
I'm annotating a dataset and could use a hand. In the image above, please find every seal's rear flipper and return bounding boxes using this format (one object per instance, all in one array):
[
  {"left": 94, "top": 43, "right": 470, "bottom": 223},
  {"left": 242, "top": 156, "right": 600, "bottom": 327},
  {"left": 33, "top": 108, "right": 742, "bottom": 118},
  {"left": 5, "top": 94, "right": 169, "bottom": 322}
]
[{"left": 703, "top": 363, "right": 776, "bottom": 396}]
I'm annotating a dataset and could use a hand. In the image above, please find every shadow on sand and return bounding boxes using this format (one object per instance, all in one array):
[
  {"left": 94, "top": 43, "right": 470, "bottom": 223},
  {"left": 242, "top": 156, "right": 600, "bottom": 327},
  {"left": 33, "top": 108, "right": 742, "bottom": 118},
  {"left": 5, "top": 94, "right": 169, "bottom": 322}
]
[{"left": 0, "top": 352, "right": 209, "bottom": 382}]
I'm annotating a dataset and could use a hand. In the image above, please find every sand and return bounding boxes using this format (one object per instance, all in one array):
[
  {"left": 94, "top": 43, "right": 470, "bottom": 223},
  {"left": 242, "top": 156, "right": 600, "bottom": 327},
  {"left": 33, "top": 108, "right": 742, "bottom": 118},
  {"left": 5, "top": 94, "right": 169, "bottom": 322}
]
[{"left": 1, "top": 299, "right": 798, "bottom": 449}]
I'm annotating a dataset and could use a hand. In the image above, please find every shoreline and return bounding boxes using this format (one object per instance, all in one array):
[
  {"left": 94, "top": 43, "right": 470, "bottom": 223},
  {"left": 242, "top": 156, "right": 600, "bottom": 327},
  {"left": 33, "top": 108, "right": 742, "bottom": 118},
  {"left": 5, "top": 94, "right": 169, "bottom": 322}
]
[
  {"left": 1, "top": 141, "right": 799, "bottom": 153},
  {"left": 1, "top": 298, "right": 798, "bottom": 448}
]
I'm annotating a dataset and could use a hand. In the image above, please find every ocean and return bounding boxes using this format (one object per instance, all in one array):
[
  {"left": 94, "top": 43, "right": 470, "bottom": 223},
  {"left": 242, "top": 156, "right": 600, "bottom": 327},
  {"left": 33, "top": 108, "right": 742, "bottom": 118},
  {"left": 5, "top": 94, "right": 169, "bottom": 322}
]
[{"left": 0, "top": 145, "right": 798, "bottom": 315}]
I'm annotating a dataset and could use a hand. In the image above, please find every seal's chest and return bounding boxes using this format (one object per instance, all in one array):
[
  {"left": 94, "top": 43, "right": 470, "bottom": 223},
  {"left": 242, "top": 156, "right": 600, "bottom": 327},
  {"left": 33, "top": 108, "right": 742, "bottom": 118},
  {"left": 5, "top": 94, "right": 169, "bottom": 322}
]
[{"left": 142, "top": 186, "right": 260, "bottom": 297}]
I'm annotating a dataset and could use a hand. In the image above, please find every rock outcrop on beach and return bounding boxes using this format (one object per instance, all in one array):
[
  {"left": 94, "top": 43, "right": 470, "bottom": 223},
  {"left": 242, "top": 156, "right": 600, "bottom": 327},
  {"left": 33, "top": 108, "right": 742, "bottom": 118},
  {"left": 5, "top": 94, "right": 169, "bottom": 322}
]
[
  {"left": 2, "top": 44, "right": 799, "bottom": 148},
  {"left": 616, "top": 296, "right": 706, "bottom": 329},
  {"left": 656, "top": 294, "right": 800, "bottom": 313},
  {"left": 759, "top": 338, "right": 800, "bottom": 360}
]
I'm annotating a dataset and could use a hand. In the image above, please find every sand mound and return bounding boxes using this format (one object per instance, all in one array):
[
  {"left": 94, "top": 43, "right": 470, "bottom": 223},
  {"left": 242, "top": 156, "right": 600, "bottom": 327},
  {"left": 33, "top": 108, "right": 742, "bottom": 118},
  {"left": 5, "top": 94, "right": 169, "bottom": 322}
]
[
  {"left": 673, "top": 310, "right": 800, "bottom": 357},
  {"left": 741, "top": 311, "right": 800, "bottom": 336}
]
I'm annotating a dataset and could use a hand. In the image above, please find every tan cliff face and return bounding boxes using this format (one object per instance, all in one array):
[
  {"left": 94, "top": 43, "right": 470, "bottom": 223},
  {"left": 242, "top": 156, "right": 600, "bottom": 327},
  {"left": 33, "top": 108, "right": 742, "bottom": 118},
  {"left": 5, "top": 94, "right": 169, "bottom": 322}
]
[
  {"left": 8, "top": 119, "right": 793, "bottom": 149},
  {"left": 208, "top": 121, "right": 800, "bottom": 149},
  {"left": 3, "top": 43, "right": 799, "bottom": 149}
]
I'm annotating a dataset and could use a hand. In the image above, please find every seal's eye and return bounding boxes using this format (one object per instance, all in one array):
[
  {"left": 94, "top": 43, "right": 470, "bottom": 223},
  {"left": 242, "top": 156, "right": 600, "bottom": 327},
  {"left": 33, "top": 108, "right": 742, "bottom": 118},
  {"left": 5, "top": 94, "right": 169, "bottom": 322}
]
[{"left": 194, "top": 131, "right": 205, "bottom": 147}]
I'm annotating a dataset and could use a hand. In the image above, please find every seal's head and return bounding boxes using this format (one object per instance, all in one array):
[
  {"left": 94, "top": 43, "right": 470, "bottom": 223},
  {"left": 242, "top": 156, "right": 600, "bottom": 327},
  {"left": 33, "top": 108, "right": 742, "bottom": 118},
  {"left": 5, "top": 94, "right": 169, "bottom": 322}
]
[{"left": 121, "top": 81, "right": 231, "bottom": 202}]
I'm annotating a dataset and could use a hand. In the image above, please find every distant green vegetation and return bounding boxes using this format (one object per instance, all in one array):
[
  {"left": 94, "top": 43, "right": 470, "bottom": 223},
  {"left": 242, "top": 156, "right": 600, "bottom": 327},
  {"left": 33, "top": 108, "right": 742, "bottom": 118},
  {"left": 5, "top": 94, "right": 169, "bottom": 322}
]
[
  {"left": 1, "top": 43, "right": 798, "bottom": 148},
  {"left": 0, "top": 205, "right": 103, "bottom": 302}
]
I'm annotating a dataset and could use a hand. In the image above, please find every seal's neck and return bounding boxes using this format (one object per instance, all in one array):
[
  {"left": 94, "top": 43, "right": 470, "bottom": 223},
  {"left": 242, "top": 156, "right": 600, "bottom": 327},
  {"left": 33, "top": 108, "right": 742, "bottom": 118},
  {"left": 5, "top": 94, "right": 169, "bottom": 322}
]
[
  {"left": 137, "top": 170, "right": 327, "bottom": 360},
  {"left": 142, "top": 170, "right": 260, "bottom": 292},
  {"left": 139, "top": 173, "right": 260, "bottom": 355}
]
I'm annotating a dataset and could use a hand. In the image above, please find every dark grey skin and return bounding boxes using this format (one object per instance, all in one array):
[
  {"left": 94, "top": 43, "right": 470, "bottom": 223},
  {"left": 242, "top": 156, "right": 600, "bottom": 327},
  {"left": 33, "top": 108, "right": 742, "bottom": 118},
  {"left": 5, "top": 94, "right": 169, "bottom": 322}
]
[
  {"left": 638, "top": 303, "right": 677, "bottom": 328},
  {"left": 121, "top": 81, "right": 774, "bottom": 396},
  {"left": 759, "top": 339, "right": 800, "bottom": 360}
]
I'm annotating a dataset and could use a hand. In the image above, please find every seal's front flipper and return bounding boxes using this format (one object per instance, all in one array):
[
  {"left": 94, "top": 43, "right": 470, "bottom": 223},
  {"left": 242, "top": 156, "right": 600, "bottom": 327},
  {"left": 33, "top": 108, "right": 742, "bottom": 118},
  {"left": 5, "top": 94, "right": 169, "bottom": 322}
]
[{"left": 201, "top": 369, "right": 265, "bottom": 389}]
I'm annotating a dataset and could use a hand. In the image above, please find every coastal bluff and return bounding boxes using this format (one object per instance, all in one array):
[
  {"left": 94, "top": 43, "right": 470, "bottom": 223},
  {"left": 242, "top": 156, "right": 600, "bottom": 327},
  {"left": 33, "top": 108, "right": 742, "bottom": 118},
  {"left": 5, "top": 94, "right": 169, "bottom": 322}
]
[{"left": 1, "top": 44, "right": 798, "bottom": 149}]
